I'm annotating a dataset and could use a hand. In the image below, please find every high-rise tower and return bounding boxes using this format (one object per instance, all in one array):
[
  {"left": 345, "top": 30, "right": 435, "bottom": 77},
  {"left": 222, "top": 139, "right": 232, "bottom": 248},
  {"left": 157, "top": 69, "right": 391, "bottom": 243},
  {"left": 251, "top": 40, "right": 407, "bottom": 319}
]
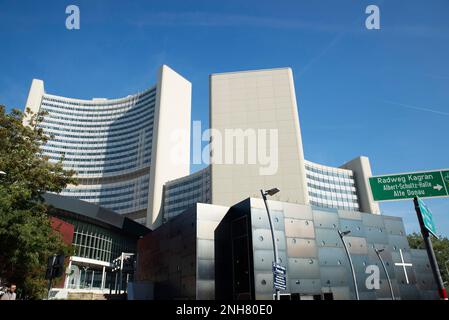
[{"left": 24, "top": 65, "right": 191, "bottom": 228}]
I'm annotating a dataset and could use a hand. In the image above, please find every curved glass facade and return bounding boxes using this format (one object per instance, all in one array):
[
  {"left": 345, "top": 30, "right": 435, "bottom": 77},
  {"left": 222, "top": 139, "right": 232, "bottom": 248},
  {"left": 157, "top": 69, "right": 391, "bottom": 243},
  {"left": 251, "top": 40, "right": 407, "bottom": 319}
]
[
  {"left": 61, "top": 217, "right": 136, "bottom": 263},
  {"left": 162, "top": 166, "right": 211, "bottom": 221},
  {"left": 305, "top": 160, "right": 359, "bottom": 211},
  {"left": 36, "top": 88, "right": 156, "bottom": 219},
  {"left": 26, "top": 66, "right": 193, "bottom": 228}
]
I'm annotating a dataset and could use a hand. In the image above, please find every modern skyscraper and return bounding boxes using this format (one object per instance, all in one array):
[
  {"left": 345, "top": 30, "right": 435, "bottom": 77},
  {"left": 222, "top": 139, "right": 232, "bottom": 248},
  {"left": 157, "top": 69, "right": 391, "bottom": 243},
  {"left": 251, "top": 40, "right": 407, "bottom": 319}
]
[
  {"left": 161, "top": 67, "right": 379, "bottom": 222},
  {"left": 24, "top": 65, "right": 191, "bottom": 228},
  {"left": 24, "top": 65, "right": 379, "bottom": 228},
  {"left": 209, "top": 68, "right": 310, "bottom": 207}
]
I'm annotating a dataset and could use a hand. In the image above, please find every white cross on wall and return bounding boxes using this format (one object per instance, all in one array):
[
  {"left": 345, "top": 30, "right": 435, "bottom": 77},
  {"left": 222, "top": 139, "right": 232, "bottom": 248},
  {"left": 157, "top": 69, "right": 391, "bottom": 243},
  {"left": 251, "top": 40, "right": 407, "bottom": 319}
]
[{"left": 395, "top": 248, "right": 413, "bottom": 284}]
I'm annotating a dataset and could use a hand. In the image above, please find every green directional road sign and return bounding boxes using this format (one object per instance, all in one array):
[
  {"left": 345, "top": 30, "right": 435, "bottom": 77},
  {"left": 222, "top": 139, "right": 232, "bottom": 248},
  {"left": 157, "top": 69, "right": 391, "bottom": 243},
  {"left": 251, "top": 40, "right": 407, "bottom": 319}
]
[
  {"left": 416, "top": 198, "right": 438, "bottom": 238},
  {"left": 369, "top": 170, "right": 449, "bottom": 201}
]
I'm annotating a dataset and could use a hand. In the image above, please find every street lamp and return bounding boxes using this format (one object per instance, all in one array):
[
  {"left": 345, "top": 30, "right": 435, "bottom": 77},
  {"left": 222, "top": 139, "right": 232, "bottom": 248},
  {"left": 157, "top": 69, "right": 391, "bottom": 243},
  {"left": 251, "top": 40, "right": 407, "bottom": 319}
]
[
  {"left": 261, "top": 188, "right": 280, "bottom": 301},
  {"left": 375, "top": 248, "right": 395, "bottom": 300},
  {"left": 338, "top": 230, "right": 360, "bottom": 300},
  {"left": 82, "top": 266, "right": 89, "bottom": 289},
  {"left": 445, "top": 260, "right": 449, "bottom": 283}
]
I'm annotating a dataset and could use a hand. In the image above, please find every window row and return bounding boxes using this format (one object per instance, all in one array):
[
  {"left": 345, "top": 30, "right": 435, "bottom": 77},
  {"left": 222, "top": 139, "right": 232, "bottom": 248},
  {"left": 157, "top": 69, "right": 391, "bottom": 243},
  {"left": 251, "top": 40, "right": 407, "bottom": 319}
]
[
  {"left": 305, "top": 163, "right": 353, "bottom": 179},
  {"left": 40, "top": 121, "right": 154, "bottom": 139},
  {"left": 309, "top": 191, "right": 358, "bottom": 203},
  {"left": 306, "top": 174, "right": 355, "bottom": 187},
  {"left": 307, "top": 182, "right": 357, "bottom": 195},
  {"left": 310, "top": 201, "right": 359, "bottom": 212},
  {"left": 164, "top": 190, "right": 210, "bottom": 206},
  {"left": 39, "top": 112, "right": 154, "bottom": 131},
  {"left": 69, "top": 159, "right": 151, "bottom": 174},
  {"left": 63, "top": 177, "right": 149, "bottom": 193},
  {"left": 63, "top": 186, "right": 149, "bottom": 200},
  {"left": 43, "top": 137, "right": 149, "bottom": 151},
  {"left": 42, "top": 89, "right": 155, "bottom": 109},
  {"left": 46, "top": 149, "right": 149, "bottom": 163},
  {"left": 41, "top": 105, "right": 155, "bottom": 127},
  {"left": 42, "top": 92, "right": 156, "bottom": 116},
  {"left": 49, "top": 151, "right": 151, "bottom": 167},
  {"left": 165, "top": 181, "right": 211, "bottom": 198},
  {"left": 165, "top": 172, "right": 210, "bottom": 191},
  {"left": 63, "top": 161, "right": 150, "bottom": 173}
]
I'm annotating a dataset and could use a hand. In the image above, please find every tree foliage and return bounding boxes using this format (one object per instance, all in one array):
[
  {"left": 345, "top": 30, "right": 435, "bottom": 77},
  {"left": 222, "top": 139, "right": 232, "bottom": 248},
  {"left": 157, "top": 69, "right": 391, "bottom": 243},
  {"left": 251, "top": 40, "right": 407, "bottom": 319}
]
[
  {"left": 407, "top": 232, "right": 449, "bottom": 285},
  {"left": 0, "top": 106, "right": 77, "bottom": 299}
]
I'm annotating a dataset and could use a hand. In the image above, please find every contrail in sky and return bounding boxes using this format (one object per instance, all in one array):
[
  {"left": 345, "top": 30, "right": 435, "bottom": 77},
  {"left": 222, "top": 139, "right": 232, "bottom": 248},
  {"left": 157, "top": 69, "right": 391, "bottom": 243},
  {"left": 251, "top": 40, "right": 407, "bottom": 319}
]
[{"left": 382, "top": 100, "right": 449, "bottom": 117}]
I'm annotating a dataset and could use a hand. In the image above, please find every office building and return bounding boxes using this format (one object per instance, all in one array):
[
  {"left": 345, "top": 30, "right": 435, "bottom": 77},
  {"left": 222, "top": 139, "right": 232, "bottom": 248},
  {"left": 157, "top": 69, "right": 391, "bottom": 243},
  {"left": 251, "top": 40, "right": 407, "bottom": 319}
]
[
  {"left": 162, "top": 166, "right": 211, "bottom": 221},
  {"left": 25, "top": 65, "right": 379, "bottom": 228},
  {"left": 161, "top": 67, "right": 379, "bottom": 223},
  {"left": 45, "top": 193, "right": 150, "bottom": 296},
  {"left": 24, "top": 65, "right": 191, "bottom": 228}
]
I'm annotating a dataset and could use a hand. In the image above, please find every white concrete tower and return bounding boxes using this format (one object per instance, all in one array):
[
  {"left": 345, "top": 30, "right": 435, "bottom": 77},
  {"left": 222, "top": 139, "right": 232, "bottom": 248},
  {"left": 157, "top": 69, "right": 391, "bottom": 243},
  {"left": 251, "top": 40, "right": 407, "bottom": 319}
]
[{"left": 209, "top": 68, "right": 309, "bottom": 206}]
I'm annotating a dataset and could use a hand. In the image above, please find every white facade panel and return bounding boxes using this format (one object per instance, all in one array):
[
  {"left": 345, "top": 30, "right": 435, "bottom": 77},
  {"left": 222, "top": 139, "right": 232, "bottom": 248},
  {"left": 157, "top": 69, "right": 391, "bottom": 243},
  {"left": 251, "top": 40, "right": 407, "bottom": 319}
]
[{"left": 210, "top": 68, "right": 309, "bottom": 207}]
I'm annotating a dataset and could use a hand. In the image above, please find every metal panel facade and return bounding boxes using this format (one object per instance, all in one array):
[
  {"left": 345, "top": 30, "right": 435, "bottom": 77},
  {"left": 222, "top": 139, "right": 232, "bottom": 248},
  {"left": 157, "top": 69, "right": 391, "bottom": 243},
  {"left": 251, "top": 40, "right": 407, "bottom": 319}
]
[{"left": 246, "top": 198, "right": 439, "bottom": 300}]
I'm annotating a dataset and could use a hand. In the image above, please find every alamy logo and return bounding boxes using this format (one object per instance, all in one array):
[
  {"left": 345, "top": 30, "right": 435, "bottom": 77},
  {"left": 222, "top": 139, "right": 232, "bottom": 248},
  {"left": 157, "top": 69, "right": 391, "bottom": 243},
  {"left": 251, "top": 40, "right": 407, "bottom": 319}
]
[
  {"left": 170, "top": 121, "right": 279, "bottom": 176},
  {"left": 365, "top": 5, "right": 381, "bottom": 30},
  {"left": 66, "top": 5, "right": 80, "bottom": 30},
  {"left": 365, "top": 265, "right": 381, "bottom": 290}
]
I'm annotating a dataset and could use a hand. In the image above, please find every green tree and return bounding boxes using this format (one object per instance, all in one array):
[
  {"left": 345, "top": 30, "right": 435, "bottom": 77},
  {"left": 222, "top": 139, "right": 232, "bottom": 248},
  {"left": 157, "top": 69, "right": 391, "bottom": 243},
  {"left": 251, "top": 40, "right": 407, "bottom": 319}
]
[
  {"left": 0, "top": 106, "right": 77, "bottom": 299},
  {"left": 407, "top": 232, "right": 449, "bottom": 285}
]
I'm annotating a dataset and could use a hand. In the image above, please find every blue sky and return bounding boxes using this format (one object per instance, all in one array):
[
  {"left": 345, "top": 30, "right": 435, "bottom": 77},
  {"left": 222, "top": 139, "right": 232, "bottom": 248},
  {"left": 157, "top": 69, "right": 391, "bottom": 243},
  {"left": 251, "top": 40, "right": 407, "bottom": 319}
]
[{"left": 0, "top": 0, "right": 448, "bottom": 236}]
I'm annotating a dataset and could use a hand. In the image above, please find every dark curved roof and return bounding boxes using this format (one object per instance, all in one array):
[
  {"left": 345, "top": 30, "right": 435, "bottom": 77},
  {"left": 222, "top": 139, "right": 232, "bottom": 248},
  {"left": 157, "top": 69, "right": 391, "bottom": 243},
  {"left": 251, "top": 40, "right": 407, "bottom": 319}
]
[{"left": 43, "top": 193, "right": 151, "bottom": 238}]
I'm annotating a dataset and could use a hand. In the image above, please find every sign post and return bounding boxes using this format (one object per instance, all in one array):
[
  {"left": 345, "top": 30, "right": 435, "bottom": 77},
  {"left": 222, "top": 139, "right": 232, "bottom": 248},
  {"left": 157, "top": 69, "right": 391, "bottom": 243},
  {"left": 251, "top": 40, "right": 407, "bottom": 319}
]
[
  {"left": 45, "top": 254, "right": 64, "bottom": 300},
  {"left": 369, "top": 170, "right": 449, "bottom": 201},
  {"left": 413, "top": 197, "right": 448, "bottom": 300},
  {"left": 272, "top": 263, "right": 287, "bottom": 292},
  {"left": 46, "top": 254, "right": 56, "bottom": 300},
  {"left": 370, "top": 169, "right": 449, "bottom": 300}
]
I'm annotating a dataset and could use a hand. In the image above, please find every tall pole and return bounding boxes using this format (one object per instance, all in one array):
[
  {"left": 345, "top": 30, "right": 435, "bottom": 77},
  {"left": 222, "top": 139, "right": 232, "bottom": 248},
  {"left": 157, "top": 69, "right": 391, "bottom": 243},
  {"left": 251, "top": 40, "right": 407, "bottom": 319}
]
[
  {"left": 445, "top": 260, "right": 449, "bottom": 283},
  {"left": 338, "top": 230, "right": 359, "bottom": 300},
  {"left": 413, "top": 197, "right": 448, "bottom": 300},
  {"left": 119, "top": 252, "right": 124, "bottom": 294},
  {"left": 126, "top": 274, "right": 129, "bottom": 294},
  {"left": 90, "top": 270, "right": 94, "bottom": 289},
  {"left": 261, "top": 190, "right": 280, "bottom": 301},
  {"left": 47, "top": 254, "right": 56, "bottom": 300},
  {"left": 109, "top": 270, "right": 112, "bottom": 295},
  {"left": 83, "top": 267, "right": 89, "bottom": 289},
  {"left": 375, "top": 249, "right": 395, "bottom": 300}
]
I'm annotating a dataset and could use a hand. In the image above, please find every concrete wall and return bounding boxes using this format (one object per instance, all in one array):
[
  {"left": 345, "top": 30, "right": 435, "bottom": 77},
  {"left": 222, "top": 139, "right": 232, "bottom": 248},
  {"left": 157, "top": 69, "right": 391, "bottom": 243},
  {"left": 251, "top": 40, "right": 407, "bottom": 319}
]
[
  {"left": 147, "top": 65, "right": 192, "bottom": 229},
  {"left": 341, "top": 156, "right": 380, "bottom": 214},
  {"left": 23, "top": 79, "right": 44, "bottom": 126},
  {"left": 210, "top": 68, "right": 309, "bottom": 207}
]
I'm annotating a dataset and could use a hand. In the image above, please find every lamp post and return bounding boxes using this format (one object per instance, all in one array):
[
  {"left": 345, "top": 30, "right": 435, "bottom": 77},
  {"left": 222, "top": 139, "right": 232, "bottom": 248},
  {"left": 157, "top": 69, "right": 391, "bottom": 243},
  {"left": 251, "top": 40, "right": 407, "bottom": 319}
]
[
  {"left": 338, "top": 230, "right": 359, "bottom": 300},
  {"left": 445, "top": 260, "right": 449, "bottom": 285},
  {"left": 119, "top": 252, "right": 124, "bottom": 294},
  {"left": 260, "top": 188, "right": 280, "bottom": 301},
  {"left": 82, "top": 266, "right": 89, "bottom": 289},
  {"left": 375, "top": 248, "right": 395, "bottom": 300}
]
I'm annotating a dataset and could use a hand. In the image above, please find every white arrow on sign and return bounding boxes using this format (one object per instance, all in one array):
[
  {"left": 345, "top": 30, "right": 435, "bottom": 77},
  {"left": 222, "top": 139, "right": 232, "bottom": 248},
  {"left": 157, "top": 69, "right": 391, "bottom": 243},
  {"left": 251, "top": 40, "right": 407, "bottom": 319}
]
[{"left": 433, "top": 184, "right": 443, "bottom": 191}]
